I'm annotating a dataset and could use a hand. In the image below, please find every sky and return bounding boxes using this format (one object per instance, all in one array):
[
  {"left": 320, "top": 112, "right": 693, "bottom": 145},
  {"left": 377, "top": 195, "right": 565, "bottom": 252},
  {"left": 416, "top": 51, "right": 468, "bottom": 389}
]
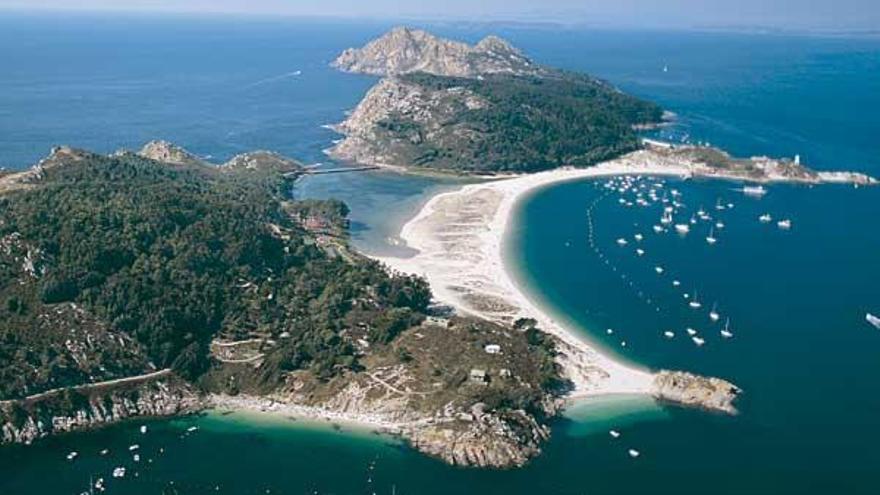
[{"left": 1, "top": 0, "right": 879, "bottom": 30}]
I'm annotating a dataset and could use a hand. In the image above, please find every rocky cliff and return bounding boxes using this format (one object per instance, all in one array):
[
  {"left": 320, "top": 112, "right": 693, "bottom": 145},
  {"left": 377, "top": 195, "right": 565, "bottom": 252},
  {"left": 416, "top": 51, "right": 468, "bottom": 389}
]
[
  {"left": 332, "top": 27, "right": 542, "bottom": 78},
  {"left": 0, "top": 376, "right": 202, "bottom": 445}
]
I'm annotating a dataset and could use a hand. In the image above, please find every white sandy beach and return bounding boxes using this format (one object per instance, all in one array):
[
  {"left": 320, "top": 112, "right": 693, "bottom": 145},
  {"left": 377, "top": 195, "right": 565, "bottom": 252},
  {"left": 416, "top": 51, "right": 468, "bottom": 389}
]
[{"left": 374, "top": 152, "right": 696, "bottom": 399}]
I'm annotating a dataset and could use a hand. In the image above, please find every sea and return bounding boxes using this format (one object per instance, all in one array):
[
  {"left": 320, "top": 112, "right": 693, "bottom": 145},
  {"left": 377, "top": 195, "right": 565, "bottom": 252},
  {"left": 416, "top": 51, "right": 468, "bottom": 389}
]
[{"left": 1, "top": 11, "right": 879, "bottom": 494}]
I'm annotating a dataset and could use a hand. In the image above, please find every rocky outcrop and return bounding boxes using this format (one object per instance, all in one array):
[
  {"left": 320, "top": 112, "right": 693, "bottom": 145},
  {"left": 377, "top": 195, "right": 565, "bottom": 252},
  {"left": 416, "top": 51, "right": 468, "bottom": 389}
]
[
  {"left": 221, "top": 150, "right": 302, "bottom": 174},
  {"left": 138, "top": 140, "right": 208, "bottom": 167},
  {"left": 332, "top": 26, "right": 541, "bottom": 78},
  {"left": 653, "top": 370, "right": 741, "bottom": 414},
  {"left": 406, "top": 408, "right": 550, "bottom": 468},
  {"left": 329, "top": 77, "right": 488, "bottom": 167},
  {"left": 0, "top": 377, "right": 203, "bottom": 445}
]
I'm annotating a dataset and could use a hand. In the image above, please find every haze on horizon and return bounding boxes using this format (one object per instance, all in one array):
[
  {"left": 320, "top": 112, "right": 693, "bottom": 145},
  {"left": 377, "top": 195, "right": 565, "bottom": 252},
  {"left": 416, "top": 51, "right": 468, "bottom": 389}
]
[{"left": 1, "top": 0, "right": 879, "bottom": 30}]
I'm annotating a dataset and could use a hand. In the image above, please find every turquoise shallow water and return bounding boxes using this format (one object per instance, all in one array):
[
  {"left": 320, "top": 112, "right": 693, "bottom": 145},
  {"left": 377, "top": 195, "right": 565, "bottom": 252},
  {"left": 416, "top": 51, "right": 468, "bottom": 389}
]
[{"left": 1, "top": 12, "right": 879, "bottom": 494}]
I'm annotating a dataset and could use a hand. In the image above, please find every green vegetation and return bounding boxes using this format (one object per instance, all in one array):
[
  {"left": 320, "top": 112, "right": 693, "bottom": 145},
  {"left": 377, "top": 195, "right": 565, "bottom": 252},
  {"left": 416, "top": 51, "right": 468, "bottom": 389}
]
[
  {"left": 0, "top": 151, "right": 430, "bottom": 399},
  {"left": 378, "top": 72, "right": 663, "bottom": 173}
]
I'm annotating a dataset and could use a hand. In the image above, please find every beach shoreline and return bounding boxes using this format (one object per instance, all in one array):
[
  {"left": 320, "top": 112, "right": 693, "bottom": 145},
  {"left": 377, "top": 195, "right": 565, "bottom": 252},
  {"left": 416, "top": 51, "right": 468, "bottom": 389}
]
[{"left": 372, "top": 154, "right": 701, "bottom": 401}]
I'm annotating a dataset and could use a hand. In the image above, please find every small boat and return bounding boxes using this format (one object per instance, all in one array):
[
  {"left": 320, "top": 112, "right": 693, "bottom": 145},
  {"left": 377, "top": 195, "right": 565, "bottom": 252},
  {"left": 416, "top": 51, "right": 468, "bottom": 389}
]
[
  {"left": 66, "top": 451, "right": 78, "bottom": 461},
  {"left": 689, "top": 214, "right": 697, "bottom": 225},
  {"left": 721, "top": 318, "right": 734, "bottom": 339},
  {"left": 743, "top": 185, "right": 768, "bottom": 197},
  {"left": 129, "top": 444, "right": 140, "bottom": 451},
  {"left": 133, "top": 453, "right": 141, "bottom": 462},
  {"left": 866, "top": 313, "right": 880, "bottom": 330},
  {"left": 634, "top": 233, "right": 643, "bottom": 242},
  {"left": 715, "top": 198, "right": 726, "bottom": 211},
  {"left": 686, "top": 328, "right": 698, "bottom": 336},
  {"left": 664, "top": 331, "right": 675, "bottom": 339},
  {"left": 636, "top": 248, "right": 645, "bottom": 256},
  {"left": 706, "top": 227, "right": 717, "bottom": 245},
  {"left": 606, "top": 328, "right": 614, "bottom": 335},
  {"left": 689, "top": 291, "right": 702, "bottom": 309},
  {"left": 140, "top": 425, "right": 148, "bottom": 434},
  {"left": 674, "top": 223, "right": 690, "bottom": 234},
  {"left": 777, "top": 219, "right": 792, "bottom": 230},
  {"left": 620, "top": 341, "right": 627, "bottom": 348},
  {"left": 628, "top": 449, "right": 641, "bottom": 458},
  {"left": 709, "top": 303, "right": 720, "bottom": 322},
  {"left": 112, "top": 467, "right": 126, "bottom": 479},
  {"left": 655, "top": 266, "right": 664, "bottom": 274},
  {"left": 653, "top": 224, "right": 664, "bottom": 233},
  {"left": 100, "top": 449, "right": 109, "bottom": 456},
  {"left": 759, "top": 213, "right": 772, "bottom": 223},
  {"left": 617, "top": 238, "right": 628, "bottom": 246},
  {"left": 692, "top": 336, "right": 706, "bottom": 346},
  {"left": 610, "top": 430, "right": 621, "bottom": 438},
  {"left": 672, "top": 280, "right": 681, "bottom": 287},
  {"left": 716, "top": 221, "right": 725, "bottom": 229},
  {"left": 661, "top": 210, "right": 673, "bottom": 225}
]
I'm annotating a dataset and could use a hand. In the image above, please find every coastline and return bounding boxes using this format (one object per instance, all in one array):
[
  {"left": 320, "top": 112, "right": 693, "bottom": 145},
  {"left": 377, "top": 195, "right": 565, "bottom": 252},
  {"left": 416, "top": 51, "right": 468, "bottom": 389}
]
[{"left": 372, "top": 154, "right": 697, "bottom": 401}]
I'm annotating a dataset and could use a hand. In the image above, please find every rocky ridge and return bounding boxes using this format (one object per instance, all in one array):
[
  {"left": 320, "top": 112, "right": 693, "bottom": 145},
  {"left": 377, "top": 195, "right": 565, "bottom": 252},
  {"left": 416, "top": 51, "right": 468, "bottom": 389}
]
[{"left": 332, "top": 26, "right": 542, "bottom": 78}]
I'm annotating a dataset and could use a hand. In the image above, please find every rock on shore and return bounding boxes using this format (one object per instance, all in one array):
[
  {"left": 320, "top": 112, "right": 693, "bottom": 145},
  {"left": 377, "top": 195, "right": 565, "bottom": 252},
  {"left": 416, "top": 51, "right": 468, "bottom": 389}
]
[{"left": 653, "top": 371, "right": 742, "bottom": 414}]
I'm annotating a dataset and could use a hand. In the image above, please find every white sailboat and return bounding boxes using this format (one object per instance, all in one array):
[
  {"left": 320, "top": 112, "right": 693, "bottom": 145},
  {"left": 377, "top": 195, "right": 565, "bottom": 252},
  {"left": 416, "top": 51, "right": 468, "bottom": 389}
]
[
  {"left": 653, "top": 224, "right": 664, "bottom": 233},
  {"left": 706, "top": 227, "right": 717, "bottom": 245},
  {"left": 709, "top": 302, "right": 720, "bottom": 322},
  {"left": 866, "top": 313, "right": 880, "bottom": 330},
  {"left": 689, "top": 290, "right": 702, "bottom": 309},
  {"left": 655, "top": 266, "right": 664, "bottom": 274},
  {"left": 759, "top": 213, "right": 772, "bottom": 223},
  {"left": 675, "top": 223, "right": 690, "bottom": 234},
  {"left": 692, "top": 336, "right": 706, "bottom": 346},
  {"left": 715, "top": 221, "right": 725, "bottom": 229},
  {"left": 777, "top": 219, "right": 792, "bottom": 230},
  {"left": 720, "top": 318, "right": 734, "bottom": 338},
  {"left": 686, "top": 328, "right": 698, "bottom": 336},
  {"left": 664, "top": 330, "right": 675, "bottom": 339},
  {"left": 617, "top": 238, "right": 628, "bottom": 246}
]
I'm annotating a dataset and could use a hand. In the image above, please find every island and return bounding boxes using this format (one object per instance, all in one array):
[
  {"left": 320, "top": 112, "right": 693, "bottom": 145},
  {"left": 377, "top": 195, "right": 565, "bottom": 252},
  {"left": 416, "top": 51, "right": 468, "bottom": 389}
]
[{"left": 329, "top": 27, "right": 665, "bottom": 173}]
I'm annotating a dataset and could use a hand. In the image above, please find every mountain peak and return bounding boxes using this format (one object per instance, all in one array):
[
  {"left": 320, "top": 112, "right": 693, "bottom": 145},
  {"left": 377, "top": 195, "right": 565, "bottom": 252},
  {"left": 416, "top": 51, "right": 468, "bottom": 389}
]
[{"left": 331, "top": 27, "right": 539, "bottom": 78}]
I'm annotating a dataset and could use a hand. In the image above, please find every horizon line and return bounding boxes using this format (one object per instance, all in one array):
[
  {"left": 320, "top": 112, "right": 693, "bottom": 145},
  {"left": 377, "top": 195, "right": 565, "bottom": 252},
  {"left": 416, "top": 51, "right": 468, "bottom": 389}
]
[{"left": 1, "top": 6, "right": 879, "bottom": 37}]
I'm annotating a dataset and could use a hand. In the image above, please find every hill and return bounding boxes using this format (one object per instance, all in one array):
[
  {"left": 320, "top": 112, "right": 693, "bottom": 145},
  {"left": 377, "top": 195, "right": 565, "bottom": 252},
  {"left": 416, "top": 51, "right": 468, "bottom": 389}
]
[{"left": 329, "top": 28, "right": 664, "bottom": 173}]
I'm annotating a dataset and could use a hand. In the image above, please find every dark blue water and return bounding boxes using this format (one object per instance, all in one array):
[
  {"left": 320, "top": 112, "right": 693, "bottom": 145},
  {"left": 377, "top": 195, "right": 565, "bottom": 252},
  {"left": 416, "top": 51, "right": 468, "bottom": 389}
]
[{"left": 1, "top": 12, "right": 879, "bottom": 494}]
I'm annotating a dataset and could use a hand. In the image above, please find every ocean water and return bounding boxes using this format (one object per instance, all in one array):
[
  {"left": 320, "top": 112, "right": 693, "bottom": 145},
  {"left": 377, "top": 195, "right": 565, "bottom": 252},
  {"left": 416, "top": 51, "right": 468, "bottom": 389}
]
[{"left": 1, "top": 11, "right": 879, "bottom": 494}]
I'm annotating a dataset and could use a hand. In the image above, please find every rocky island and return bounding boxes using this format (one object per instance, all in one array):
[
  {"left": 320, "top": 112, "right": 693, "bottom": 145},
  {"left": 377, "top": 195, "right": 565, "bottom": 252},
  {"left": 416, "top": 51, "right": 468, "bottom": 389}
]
[{"left": 329, "top": 27, "right": 664, "bottom": 173}]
